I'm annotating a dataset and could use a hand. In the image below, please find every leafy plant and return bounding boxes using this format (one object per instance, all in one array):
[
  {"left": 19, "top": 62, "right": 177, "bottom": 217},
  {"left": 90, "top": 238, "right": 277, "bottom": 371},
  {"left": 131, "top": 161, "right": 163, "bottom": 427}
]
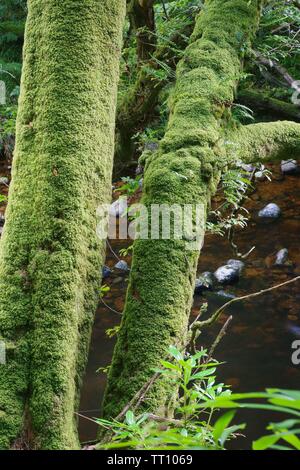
[
  {"left": 100, "top": 284, "right": 110, "bottom": 298},
  {"left": 105, "top": 325, "right": 120, "bottom": 339},
  {"left": 97, "top": 346, "right": 244, "bottom": 450},
  {"left": 115, "top": 176, "right": 142, "bottom": 197},
  {"left": 119, "top": 244, "right": 133, "bottom": 258},
  {"left": 97, "top": 347, "right": 300, "bottom": 451}
]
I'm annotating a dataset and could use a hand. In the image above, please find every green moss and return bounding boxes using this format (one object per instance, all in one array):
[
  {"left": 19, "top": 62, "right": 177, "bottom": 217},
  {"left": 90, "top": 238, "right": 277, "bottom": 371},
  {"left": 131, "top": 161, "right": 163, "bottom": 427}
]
[
  {"left": 228, "top": 121, "right": 300, "bottom": 163},
  {"left": 103, "top": 0, "right": 263, "bottom": 421},
  {"left": 0, "top": 0, "right": 125, "bottom": 449}
]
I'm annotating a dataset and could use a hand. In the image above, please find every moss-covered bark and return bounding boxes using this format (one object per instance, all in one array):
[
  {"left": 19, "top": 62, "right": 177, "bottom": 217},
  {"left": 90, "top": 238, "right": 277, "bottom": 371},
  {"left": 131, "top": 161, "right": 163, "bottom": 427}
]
[
  {"left": 103, "top": 0, "right": 264, "bottom": 420},
  {"left": 228, "top": 121, "right": 300, "bottom": 163},
  {"left": 0, "top": 0, "right": 125, "bottom": 449}
]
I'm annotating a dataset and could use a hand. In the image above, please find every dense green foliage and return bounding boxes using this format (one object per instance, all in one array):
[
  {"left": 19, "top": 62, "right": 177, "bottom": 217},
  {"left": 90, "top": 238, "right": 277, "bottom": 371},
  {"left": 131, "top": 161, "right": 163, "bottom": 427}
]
[{"left": 0, "top": 0, "right": 26, "bottom": 96}]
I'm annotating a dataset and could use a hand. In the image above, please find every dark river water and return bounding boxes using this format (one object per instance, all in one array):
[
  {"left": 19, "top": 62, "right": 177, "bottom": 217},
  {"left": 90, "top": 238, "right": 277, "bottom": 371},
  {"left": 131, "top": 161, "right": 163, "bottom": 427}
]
[{"left": 79, "top": 162, "right": 298, "bottom": 448}]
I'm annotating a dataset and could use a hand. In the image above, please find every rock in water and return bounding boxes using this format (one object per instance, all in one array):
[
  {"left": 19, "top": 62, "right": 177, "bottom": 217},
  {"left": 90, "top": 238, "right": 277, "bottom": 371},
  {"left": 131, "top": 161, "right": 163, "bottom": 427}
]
[
  {"left": 281, "top": 160, "right": 299, "bottom": 175},
  {"left": 102, "top": 265, "right": 111, "bottom": 279},
  {"left": 258, "top": 203, "right": 281, "bottom": 219},
  {"left": 227, "top": 259, "right": 245, "bottom": 274},
  {"left": 214, "top": 265, "right": 239, "bottom": 285},
  {"left": 114, "top": 260, "right": 129, "bottom": 272},
  {"left": 254, "top": 171, "right": 265, "bottom": 182},
  {"left": 194, "top": 272, "right": 214, "bottom": 294},
  {"left": 274, "top": 248, "right": 289, "bottom": 266}
]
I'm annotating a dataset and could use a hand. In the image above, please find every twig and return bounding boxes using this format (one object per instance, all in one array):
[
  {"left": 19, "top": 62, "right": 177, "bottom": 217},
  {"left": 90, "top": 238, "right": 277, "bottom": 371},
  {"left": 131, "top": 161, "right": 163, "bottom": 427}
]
[
  {"left": 100, "top": 297, "right": 122, "bottom": 316},
  {"left": 106, "top": 239, "right": 121, "bottom": 262},
  {"left": 191, "top": 276, "right": 300, "bottom": 335},
  {"left": 252, "top": 50, "right": 298, "bottom": 89},
  {"left": 146, "top": 413, "right": 182, "bottom": 426},
  {"left": 207, "top": 315, "right": 233, "bottom": 362},
  {"left": 75, "top": 412, "right": 99, "bottom": 425},
  {"left": 161, "top": 0, "right": 169, "bottom": 19}
]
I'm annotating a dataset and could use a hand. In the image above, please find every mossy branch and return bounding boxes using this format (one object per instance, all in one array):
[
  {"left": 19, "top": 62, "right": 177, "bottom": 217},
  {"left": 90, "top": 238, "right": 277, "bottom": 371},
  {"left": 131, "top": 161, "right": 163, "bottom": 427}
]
[{"left": 228, "top": 121, "right": 300, "bottom": 164}]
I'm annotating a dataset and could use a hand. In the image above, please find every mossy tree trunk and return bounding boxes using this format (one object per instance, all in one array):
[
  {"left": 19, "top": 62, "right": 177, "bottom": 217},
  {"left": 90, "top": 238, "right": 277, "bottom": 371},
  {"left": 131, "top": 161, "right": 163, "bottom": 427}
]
[
  {"left": 0, "top": 0, "right": 125, "bottom": 450},
  {"left": 103, "top": 0, "right": 300, "bottom": 420}
]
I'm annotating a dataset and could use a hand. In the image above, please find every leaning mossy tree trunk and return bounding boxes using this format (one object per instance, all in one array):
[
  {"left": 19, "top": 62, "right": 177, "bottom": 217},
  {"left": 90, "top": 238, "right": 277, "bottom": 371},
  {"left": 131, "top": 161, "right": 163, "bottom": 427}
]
[
  {"left": 103, "top": 0, "right": 300, "bottom": 421},
  {"left": 0, "top": 0, "right": 125, "bottom": 450}
]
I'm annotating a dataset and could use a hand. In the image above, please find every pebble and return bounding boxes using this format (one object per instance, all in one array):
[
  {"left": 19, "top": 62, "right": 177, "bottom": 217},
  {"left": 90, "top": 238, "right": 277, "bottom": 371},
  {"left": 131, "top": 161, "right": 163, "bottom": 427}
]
[{"left": 258, "top": 203, "right": 281, "bottom": 219}]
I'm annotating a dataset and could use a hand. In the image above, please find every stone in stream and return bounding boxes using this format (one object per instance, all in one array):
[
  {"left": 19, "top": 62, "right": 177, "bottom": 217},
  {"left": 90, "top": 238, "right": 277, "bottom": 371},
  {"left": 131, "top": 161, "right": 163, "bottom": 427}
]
[
  {"left": 214, "top": 265, "right": 239, "bottom": 285},
  {"left": 194, "top": 271, "right": 214, "bottom": 294},
  {"left": 227, "top": 259, "right": 245, "bottom": 274},
  {"left": 237, "top": 162, "right": 256, "bottom": 173},
  {"left": 214, "top": 259, "right": 244, "bottom": 285},
  {"left": 281, "top": 160, "right": 300, "bottom": 175},
  {"left": 274, "top": 248, "right": 289, "bottom": 266},
  {"left": 0, "top": 176, "right": 9, "bottom": 185},
  {"left": 258, "top": 203, "right": 281, "bottom": 219},
  {"left": 114, "top": 260, "right": 129, "bottom": 272},
  {"left": 102, "top": 265, "right": 111, "bottom": 279},
  {"left": 254, "top": 170, "right": 266, "bottom": 182}
]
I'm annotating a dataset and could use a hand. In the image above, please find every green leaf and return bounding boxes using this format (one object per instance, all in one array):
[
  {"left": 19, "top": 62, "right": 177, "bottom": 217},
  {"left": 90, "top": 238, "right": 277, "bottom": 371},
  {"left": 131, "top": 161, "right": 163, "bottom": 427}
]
[
  {"left": 125, "top": 410, "right": 135, "bottom": 426},
  {"left": 253, "top": 434, "right": 280, "bottom": 450},
  {"left": 160, "top": 360, "right": 180, "bottom": 371},
  {"left": 168, "top": 345, "right": 183, "bottom": 361},
  {"left": 213, "top": 410, "right": 236, "bottom": 444}
]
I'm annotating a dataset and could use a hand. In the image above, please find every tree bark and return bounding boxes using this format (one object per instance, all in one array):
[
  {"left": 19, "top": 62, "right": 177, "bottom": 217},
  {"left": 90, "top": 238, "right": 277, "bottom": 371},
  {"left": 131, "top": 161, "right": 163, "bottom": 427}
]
[
  {"left": 0, "top": 0, "right": 125, "bottom": 450},
  {"left": 237, "top": 88, "right": 300, "bottom": 121},
  {"left": 103, "top": 0, "right": 266, "bottom": 420},
  {"left": 128, "top": 0, "right": 156, "bottom": 63},
  {"left": 228, "top": 121, "right": 300, "bottom": 164}
]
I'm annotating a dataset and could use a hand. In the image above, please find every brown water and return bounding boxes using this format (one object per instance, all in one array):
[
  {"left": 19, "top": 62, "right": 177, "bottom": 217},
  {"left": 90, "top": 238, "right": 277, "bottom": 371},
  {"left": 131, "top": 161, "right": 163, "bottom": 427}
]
[{"left": 78, "top": 161, "right": 300, "bottom": 449}]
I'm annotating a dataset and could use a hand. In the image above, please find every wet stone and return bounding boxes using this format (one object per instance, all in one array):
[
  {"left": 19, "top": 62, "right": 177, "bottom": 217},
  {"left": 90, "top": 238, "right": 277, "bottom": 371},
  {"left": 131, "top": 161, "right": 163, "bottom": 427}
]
[
  {"left": 227, "top": 259, "right": 245, "bottom": 274},
  {"left": 281, "top": 160, "right": 300, "bottom": 175},
  {"left": 194, "top": 272, "right": 214, "bottom": 294},
  {"left": 214, "top": 265, "right": 240, "bottom": 284},
  {"left": 216, "top": 290, "right": 236, "bottom": 299},
  {"left": 114, "top": 260, "right": 129, "bottom": 272},
  {"left": 274, "top": 248, "right": 289, "bottom": 266},
  {"left": 102, "top": 265, "right": 111, "bottom": 279},
  {"left": 258, "top": 203, "right": 281, "bottom": 219}
]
